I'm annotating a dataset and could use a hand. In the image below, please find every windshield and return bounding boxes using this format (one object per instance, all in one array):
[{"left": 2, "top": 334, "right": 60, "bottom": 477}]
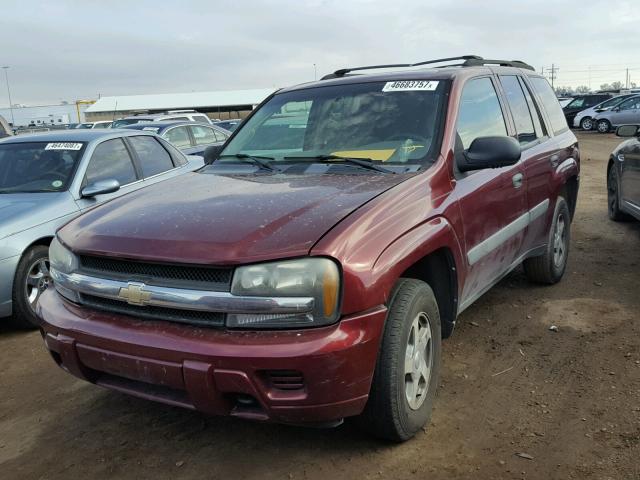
[
  {"left": 220, "top": 80, "right": 447, "bottom": 167},
  {"left": 0, "top": 142, "right": 84, "bottom": 193}
]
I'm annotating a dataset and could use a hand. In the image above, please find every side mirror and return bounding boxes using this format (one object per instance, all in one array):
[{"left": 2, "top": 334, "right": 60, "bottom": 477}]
[
  {"left": 613, "top": 106, "right": 621, "bottom": 112},
  {"left": 616, "top": 125, "right": 640, "bottom": 138},
  {"left": 203, "top": 145, "right": 223, "bottom": 165},
  {"left": 459, "top": 136, "right": 521, "bottom": 172},
  {"left": 81, "top": 179, "right": 120, "bottom": 198}
]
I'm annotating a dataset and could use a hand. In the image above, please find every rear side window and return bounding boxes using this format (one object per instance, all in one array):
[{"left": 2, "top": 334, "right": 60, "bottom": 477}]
[
  {"left": 618, "top": 97, "right": 640, "bottom": 110},
  {"left": 213, "top": 129, "right": 228, "bottom": 142},
  {"left": 193, "top": 115, "right": 210, "bottom": 123},
  {"left": 190, "top": 125, "right": 217, "bottom": 145},
  {"left": 164, "top": 126, "right": 192, "bottom": 148},
  {"left": 128, "top": 136, "right": 175, "bottom": 177},
  {"left": 85, "top": 139, "right": 138, "bottom": 186},
  {"left": 529, "top": 77, "right": 568, "bottom": 135},
  {"left": 499, "top": 75, "right": 537, "bottom": 146},
  {"left": 163, "top": 116, "right": 190, "bottom": 121},
  {"left": 457, "top": 77, "right": 507, "bottom": 149}
]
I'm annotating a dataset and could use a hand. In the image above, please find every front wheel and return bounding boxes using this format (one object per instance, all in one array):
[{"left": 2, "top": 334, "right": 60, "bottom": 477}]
[
  {"left": 10, "top": 245, "right": 51, "bottom": 329},
  {"left": 523, "top": 197, "right": 571, "bottom": 284},
  {"left": 596, "top": 119, "right": 611, "bottom": 133},
  {"left": 357, "top": 278, "right": 442, "bottom": 442},
  {"left": 580, "top": 117, "right": 593, "bottom": 131}
]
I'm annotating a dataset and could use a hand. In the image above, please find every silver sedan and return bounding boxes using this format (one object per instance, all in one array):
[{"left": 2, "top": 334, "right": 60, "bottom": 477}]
[{"left": 0, "top": 129, "right": 203, "bottom": 328}]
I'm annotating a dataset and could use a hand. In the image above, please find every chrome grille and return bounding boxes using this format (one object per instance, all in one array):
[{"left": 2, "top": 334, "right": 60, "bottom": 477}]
[
  {"left": 80, "top": 294, "right": 226, "bottom": 327},
  {"left": 79, "top": 255, "right": 232, "bottom": 291}
]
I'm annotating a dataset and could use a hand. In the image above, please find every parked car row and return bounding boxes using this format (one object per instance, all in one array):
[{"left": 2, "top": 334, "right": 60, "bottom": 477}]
[{"left": 564, "top": 93, "right": 640, "bottom": 133}]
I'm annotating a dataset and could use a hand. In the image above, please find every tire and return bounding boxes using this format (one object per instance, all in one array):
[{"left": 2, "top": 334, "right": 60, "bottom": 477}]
[
  {"left": 9, "top": 245, "right": 51, "bottom": 329},
  {"left": 523, "top": 197, "right": 571, "bottom": 285},
  {"left": 607, "top": 165, "right": 630, "bottom": 221},
  {"left": 580, "top": 117, "right": 593, "bottom": 131},
  {"left": 357, "top": 278, "right": 442, "bottom": 442},
  {"left": 596, "top": 119, "right": 611, "bottom": 134}
]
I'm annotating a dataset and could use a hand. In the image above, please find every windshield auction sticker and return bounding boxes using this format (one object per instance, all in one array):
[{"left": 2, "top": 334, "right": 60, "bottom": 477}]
[
  {"left": 45, "top": 142, "right": 83, "bottom": 151},
  {"left": 382, "top": 80, "right": 439, "bottom": 92}
]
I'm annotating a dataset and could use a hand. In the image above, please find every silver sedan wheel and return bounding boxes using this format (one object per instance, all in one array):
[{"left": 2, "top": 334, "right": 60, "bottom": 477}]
[
  {"left": 553, "top": 213, "right": 567, "bottom": 268},
  {"left": 581, "top": 118, "right": 593, "bottom": 130},
  {"left": 25, "top": 257, "right": 51, "bottom": 312},
  {"left": 404, "top": 312, "right": 433, "bottom": 410}
]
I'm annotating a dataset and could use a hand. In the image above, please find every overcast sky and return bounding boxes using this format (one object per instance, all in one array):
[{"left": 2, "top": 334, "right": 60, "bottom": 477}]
[{"left": 2, "top": 0, "right": 639, "bottom": 105}]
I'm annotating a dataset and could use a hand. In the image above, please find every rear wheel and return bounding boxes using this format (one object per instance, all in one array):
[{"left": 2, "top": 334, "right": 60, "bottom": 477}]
[
  {"left": 524, "top": 197, "right": 570, "bottom": 284},
  {"left": 10, "top": 245, "right": 51, "bottom": 329},
  {"left": 596, "top": 119, "right": 611, "bottom": 133},
  {"left": 580, "top": 117, "right": 593, "bottom": 131},
  {"left": 607, "top": 165, "right": 629, "bottom": 221},
  {"left": 357, "top": 278, "right": 441, "bottom": 442}
]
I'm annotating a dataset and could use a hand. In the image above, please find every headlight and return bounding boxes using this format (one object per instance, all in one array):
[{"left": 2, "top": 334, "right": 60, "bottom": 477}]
[
  {"left": 49, "top": 237, "right": 80, "bottom": 302},
  {"left": 228, "top": 258, "right": 340, "bottom": 329}
]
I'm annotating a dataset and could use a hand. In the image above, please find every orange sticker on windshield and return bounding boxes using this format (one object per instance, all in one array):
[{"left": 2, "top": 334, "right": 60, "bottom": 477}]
[{"left": 331, "top": 149, "right": 396, "bottom": 161}]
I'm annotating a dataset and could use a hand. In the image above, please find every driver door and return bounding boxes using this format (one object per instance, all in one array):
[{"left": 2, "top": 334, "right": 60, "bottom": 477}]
[
  {"left": 75, "top": 138, "right": 142, "bottom": 211},
  {"left": 452, "top": 76, "right": 528, "bottom": 309}
]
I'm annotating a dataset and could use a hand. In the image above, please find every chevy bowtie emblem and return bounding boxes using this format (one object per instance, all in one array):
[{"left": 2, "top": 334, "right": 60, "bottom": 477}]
[{"left": 118, "top": 282, "right": 152, "bottom": 306}]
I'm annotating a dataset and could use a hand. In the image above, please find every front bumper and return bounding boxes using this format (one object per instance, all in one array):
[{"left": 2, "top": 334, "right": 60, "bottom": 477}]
[
  {"left": 38, "top": 289, "right": 387, "bottom": 425},
  {"left": 0, "top": 255, "right": 20, "bottom": 318}
]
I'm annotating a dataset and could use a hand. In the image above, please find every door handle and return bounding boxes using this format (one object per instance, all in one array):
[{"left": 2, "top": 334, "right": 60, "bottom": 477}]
[{"left": 512, "top": 173, "right": 524, "bottom": 189}]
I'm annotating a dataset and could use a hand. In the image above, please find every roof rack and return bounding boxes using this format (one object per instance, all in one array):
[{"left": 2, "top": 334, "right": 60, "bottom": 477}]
[{"left": 322, "top": 55, "right": 535, "bottom": 79}]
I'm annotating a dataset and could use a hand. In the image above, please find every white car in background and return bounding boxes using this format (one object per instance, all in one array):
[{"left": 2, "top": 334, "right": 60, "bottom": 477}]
[
  {"left": 75, "top": 121, "right": 113, "bottom": 129},
  {"left": 111, "top": 110, "right": 212, "bottom": 128}
]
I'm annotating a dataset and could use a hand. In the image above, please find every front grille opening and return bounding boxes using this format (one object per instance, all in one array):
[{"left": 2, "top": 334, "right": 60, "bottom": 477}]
[
  {"left": 95, "top": 372, "right": 192, "bottom": 409},
  {"left": 81, "top": 294, "right": 226, "bottom": 328},
  {"left": 79, "top": 255, "right": 232, "bottom": 291},
  {"left": 265, "top": 370, "right": 305, "bottom": 391}
]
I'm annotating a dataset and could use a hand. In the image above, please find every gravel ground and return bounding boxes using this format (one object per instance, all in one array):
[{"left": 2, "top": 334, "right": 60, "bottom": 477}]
[{"left": 1, "top": 130, "right": 638, "bottom": 480}]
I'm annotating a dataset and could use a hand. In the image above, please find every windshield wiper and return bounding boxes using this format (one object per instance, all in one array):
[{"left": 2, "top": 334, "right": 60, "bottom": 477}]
[
  {"left": 283, "top": 154, "right": 396, "bottom": 174},
  {"left": 219, "top": 153, "right": 279, "bottom": 172}
]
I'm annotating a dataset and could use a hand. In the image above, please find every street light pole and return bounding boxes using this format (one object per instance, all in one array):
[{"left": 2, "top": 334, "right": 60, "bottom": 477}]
[
  {"left": 2, "top": 66, "right": 15, "bottom": 126},
  {"left": 313, "top": 63, "right": 317, "bottom": 81}
]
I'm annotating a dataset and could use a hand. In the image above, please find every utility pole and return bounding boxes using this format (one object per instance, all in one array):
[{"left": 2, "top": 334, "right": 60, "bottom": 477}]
[
  {"left": 2, "top": 66, "right": 15, "bottom": 126},
  {"left": 547, "top": 64, "right": 559, "bottom": 89},
  {"left": 313, "top": 63, "right": 317, "bottom": 81},
  {"left": 626, "top": 68, "right": 629, "bottom": 89}
]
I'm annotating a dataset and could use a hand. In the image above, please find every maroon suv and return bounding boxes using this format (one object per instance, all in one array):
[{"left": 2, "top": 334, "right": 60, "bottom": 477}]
[{"left": 38, "top": 56, "right": 579, "bottom": 441}]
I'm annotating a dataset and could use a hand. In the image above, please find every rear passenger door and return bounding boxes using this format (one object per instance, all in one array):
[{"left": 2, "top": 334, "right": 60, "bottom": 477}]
[
  {"left": 524, "top": 76, "right": 575, "bottom": 248},
  {"left": 498, "top": 75, "right": 555, "bottom": 253},
  {"left": 76, "top": 138, "right": 142, "bottom": 211},
  {"left": 453, "top": 76, "right": 528, "bottom": 308}
]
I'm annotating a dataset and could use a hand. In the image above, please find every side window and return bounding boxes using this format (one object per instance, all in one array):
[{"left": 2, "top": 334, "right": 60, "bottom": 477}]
[
  {"left": 164, "top": 126, "right": 192, "bottom": 148},
  {"left": 85, "top": 139, "right": 138, "bottom": 186},
  {"left": 128, "top": 136, "right": 175, "bottom": 177},
  {"left": 499, "top": 75, "right": 537, "bottom": 146},
  {"left": 457, "top": 77, "right": 507, "bottom": 149},
  {"left": 190, "top": 125, "right": 218, "bottom": 145},
  {"left": 193, "top": 115, "right": 210, "bottom": 123},
  {"left": 568, "top": 98, "right": 585, "bottom": 109},
  {"left": 529, "top": 77, "right": 568, "bottom": 135},
  {"left": 163, "top": 116, "right": 189, "bottom": 121},
  {"left": 519, "top": 78, "right": 547, "bottom": 137},
  {"left": 213, "top": 129, "right": 229, "bottom": 142},
  {"left": 619, "top": 98, "right": 640, "bottom": 110}
]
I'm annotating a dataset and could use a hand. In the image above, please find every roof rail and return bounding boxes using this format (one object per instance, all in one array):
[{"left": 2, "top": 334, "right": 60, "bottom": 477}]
[{"left": 323, "top": 55, "right": 535, "bottom": 79}]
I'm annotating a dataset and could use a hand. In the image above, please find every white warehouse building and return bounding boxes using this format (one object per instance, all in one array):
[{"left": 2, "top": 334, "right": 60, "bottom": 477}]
[
  {"left": 0, "top": 102, "right": 93, "bottom": 127},
  {"left": 85, "top": 88, "right": 275, "bottom": 122}
]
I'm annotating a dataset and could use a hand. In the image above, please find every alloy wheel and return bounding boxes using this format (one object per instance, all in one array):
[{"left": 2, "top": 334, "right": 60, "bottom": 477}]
[
  {"left": 24, "top": 257, "right": 51, "bottom": 312},
  {"left": 404, "top": 312, "right": 433, "bottom": 410},
  {"left": 553, "top": 214, "right": 567, "bottom": 268},
  {"left": 597, "top": 121, "right": 610, "bottom": 133},
  {"left": 581, "top": 118, "right": 593, "bottom": 130}
]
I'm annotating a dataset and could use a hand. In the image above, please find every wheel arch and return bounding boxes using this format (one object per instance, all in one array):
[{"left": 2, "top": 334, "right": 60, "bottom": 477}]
[{"left": 372, "top": 216, "right": 464, "bottom": 339}]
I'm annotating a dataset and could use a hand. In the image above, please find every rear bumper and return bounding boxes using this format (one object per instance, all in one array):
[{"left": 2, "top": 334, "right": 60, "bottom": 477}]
[
  {"left": 38, "top": 289, "right": 387, "bottom": 425},
  {"left": 0, "top": 255, "right": 20, "bottom": 318}
]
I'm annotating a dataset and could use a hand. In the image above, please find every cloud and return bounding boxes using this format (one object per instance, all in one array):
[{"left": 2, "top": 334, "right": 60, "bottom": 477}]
[{"left": 1, "top": 0, "right": 639, "bottom": 104}]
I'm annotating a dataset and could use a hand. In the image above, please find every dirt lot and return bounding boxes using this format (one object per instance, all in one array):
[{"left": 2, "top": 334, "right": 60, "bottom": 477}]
[{"left": 1, "top": 131, "right": 639, "bottom": 480}]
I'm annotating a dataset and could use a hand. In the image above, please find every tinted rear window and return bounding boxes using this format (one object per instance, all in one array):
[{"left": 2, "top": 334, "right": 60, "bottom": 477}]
[{"left": 529, "top": 77, "right": 568, "bottom": 135}]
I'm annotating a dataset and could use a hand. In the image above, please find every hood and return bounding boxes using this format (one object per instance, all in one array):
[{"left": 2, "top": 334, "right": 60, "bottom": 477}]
[
  {"left": 0, "top": 192, "right": 77, "bottom": 240},
  {"left": 59, "top": 171, "right": 411, "bottom": 265}
]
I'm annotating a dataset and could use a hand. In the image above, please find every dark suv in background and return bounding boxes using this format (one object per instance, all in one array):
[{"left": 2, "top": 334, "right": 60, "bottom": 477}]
[{"left": 39, "top": 55, "right": 579, "bottom": 441}]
